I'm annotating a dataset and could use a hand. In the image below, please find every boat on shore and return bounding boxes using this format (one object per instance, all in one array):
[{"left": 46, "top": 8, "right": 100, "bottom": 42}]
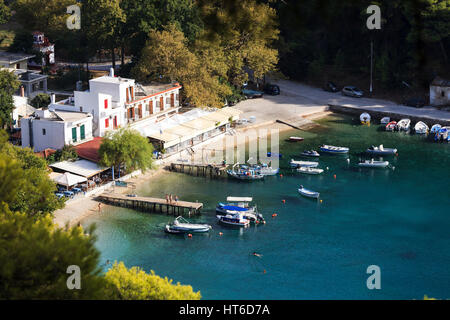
[
  {"left": 385, "top": 121, "right": 397, "bottom": 131},
  {"left": 290, "top": 159, "right": 319, "bottom": 168},
  {"left": 298, "top": 185, "right": 320, "bottom": 199},
  {"left": 396, "top": 119, "right": 411, "bottom": 132},
  {"left": 217, "top": 212, "right": 250, "bottom": 227},
  {"left": 358, "top": 159, "right": 389, "bottom": 168},
  {"left": 380, "top": 117, "right": 390, "bottom": 125},
  {"left": 414, "top": 121, "right": 429, "bottom": 134},
  {"left": 300, "top": 150, "right": 320, "bottom": 157},
  {"left": 434, "top": 127, "right": 449, "bottom": 142},
  {"left": 165, "top": 216, "right": 212, "bottom": 234},
  {"left": 430, "top": 124, "right": 442, "bottom": 134},
  {"left": 297, "top": 167, "right": 324, "bottom": 175},
  {"left": 287, "top": 136, "right": 304, "bottom": 142},
  {"left": 360, "top": 112, "right": 371, "bottom": 125},
  {"left": 366, "top": 145, "right": 397, "bottom": 156},
  {"left": 319, "top": 145, "right": 349, "bottom": 154}
]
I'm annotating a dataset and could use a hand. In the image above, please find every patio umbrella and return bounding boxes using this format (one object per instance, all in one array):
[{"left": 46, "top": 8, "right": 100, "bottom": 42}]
[{"left": 51, "top": 172, "right": 87, "bottom": 187}]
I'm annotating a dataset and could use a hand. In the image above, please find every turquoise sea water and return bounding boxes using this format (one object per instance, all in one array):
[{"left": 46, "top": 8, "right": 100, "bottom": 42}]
[{"left": 82, "top": 114, "right": 450, "bottom": 299}]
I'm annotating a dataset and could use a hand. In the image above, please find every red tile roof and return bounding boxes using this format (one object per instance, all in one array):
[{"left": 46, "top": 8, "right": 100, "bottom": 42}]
[{"left": 74, "top": 137, "right": 103, "bottom": 163}]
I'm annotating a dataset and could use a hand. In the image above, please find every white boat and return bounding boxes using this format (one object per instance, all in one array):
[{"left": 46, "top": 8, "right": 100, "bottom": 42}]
[
  {"left": 414, "top": 121, "right": 429, "bottom": 134},
  {"left": 216, "top": 197, "right": 256, "bottom": 214},
  {"left": 360, "top": 112, "right": 371, "bottom": 125},
  {"left": 253, "top": 163, "right": 279, "bottom": 176},
  {"left": 430, "top": 124, "right": 441, "bottom": 134},
  {"left": 297, "top": 167, "right": 324, "bottom": 175},
  {"left": 165, "top": 216, "right": 212, "bottom": 234},
  {"left": 287, "top": 136, "right": 304, "bottom": 142},
  {"left": 396, "top": 119, "right": 411, "bottom": 131},
  {"left": 366, "top": 144, "right": 397, "bottom": 156},
  {"left": 319, "top": 145, "right": 349, "bottom": 154},
  {"left": 217, "top": 212, "right": 250, "bottom": 227},
  {"left": 385, "top": 121, "right": 397, "bottom": 131},
  {"left": 300, "top": 150, "right": 320, "bottom": 157},
  {"left": 358, "top": 159, "right": 389, "bottom": 168},
  {"left": 298, "top": 185, "right": 320, "bottom": 199},
  {"left": 290, "top": 159, "right": 319, "bottom": 168},
  {"left": 435, "top": 127, "right": 449, "bottom": 142},
  {"left": 380, "top": 117, "right": 390, "bottom": 125},
  {"left": 227, "top": 164, "right": 264, "bottom": 181}
]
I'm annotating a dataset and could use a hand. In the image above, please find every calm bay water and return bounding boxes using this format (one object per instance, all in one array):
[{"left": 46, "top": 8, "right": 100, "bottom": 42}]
[{"left": 83, "top": 114, "right": 450, "bottom": 299}]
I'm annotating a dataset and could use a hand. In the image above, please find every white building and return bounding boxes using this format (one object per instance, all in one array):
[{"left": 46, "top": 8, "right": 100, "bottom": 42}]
[
  {"left": 12, "top": 93, "right": 35, "bottom": 129},
  {"left": 31, "top": 31, "right": 55, "bottom": 66},
  {"left": 21, "top": 109, "right": 93, "bottom": 152},
  {"left": 430, "top": 77, "right": 450, "bottom": 107}
]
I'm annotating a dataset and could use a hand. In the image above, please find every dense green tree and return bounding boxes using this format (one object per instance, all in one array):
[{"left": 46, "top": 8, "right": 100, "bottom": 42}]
[
  {"left": 0, "top": 0, "right": 11, "bottom": 25},
  {"left": 105, "top": 262, "right": 201, "bottom": 300},
  {"left": 30, "top": 93, "right": 51, "bottom": 109},
  {"left": 0, "top": 70, "right": 20, "bottom": 128},
  {"left": 0, "top": 132, "right": 64, "bottom": 217},
  {"left": 47, "top": 144, "right": 78, "bottom": 164},
  {"left": 99, "top": 128, "right": 154, "bottom": 177}
]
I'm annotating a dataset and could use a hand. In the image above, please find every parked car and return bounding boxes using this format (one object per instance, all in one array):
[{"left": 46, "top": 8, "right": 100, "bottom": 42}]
[
  {"left": 263, "top": 83, "right": 280, "bottom": 95},
  {"left": 323, "top": 81, "right": 339, "bottom": 92},
  {"left": 243, "top": 88, "right": 264, "bottom": 99},
  {"left": 403, "top": 97, "right": 426, "bottom": 108},
  {"left": 342, "top": 86, "right": 364, "bottom": 98}
]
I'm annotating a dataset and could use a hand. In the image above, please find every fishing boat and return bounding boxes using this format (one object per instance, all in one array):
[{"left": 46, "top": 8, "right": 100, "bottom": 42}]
[
  {"left": 366, "top": 145, "right": 398, "bottom": 156},
  {"left": 396, "top": 119, "right": 411, "bottom": 132},
  {"left": 227, "top": 164, "right": 264, "bottom": 181},
  {"left": 385, "top": 121, "right": 397, "bottom": 131},
  {"left": 165, "top": 216, "right": 212, "bottom": 234},
  {"left": 253, "top": 163, "right": 280, "bottom": 176},
  {"left": 430, "top": 124, "right": 442, "bottom": 134},
  {"left": 358, "top": 159, "right": 390, "bottom": 168},
  {"left": 380, "top": 117, "right": 390, "bottom": 125},
  {"left": 290, "top": 159, "right": 319, "bottom": 168},
  {"left": 297, "top": 166, "right": 324, "bottom": 175},
  {"left": 217, "top": 212, "right": 250, "bottom": 227},
  {"left": 287, "top": 136, "right": 304, "bottom": 142},
  {"left": 216, "top": 197, "right": 256, "bottom": 214},
  {"left": 300, "top": 150, "right": 320, "bottom": 157},
  {"left": 360, "top": 112, "right": 371, "bottom": 125},
  {"left": 298, "top": 185, "right": 320, "bottom": 199},
  {"left": 414, "top": 121, "right": 429, "bottom": 134},
  {"left": 319, "top": 145, "right": 350, "bottom": 154},
  {"left": 434, "top": 127, "right": 449, "bottom": 142}
]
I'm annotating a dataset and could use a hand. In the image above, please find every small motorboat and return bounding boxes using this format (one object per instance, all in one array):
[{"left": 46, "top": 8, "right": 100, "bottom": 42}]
[
  {"left": 298, "top": 185, "right": 320, "bottom": 199},
  {"left": 414, "top": 121, "right": 429, "bottom": 134},
  {"left": 430, "top": 124, "right": 441, "bottom": 134},
  {"left": 396, "top": 119, "right": 411, "bottom": 132},
  {"left": 366, "top": 145, "right": 397, "bottom": 156},
  {"left": 253, "top": 163, "right": 279, "bottom": 176},
  {"left": 227, "top": 164, "right": 264, "bottom": 181},
  {"left": 165, "top": 216, "right": 212, "bottom": 234},
  {"left": 287, "top": 136, "right": 304, "bottom": 142},
  {"left": 435, "top": 127, "right": 449, "bottom": 142},
  {"left": 380, "top": 117, "right": 390, "bottom": 125},
  {"left": 297, "top": 167, "right": 324, "bottom": 175},
  {"left": 360, "top": 112, "right": 371, "bottom": 125},
  {"left": 385, "top": 121, "right": 397, "bottom": 131},
  {"left": 216, "top": 197, "right": 256, "bottom": 214},
  {"left": 319, "top": 145, "right": 349, "bottom": 154},
  {"left": 300, "top": 150, "right": 320, "bottom": 157},
  {"left": 290, "top": 159, "right": 319, "bottom": 168},
  {"left": 358, "top": 159, "right": 389, "bottom": 168},
  {"left": 217, "top": 212, "right": 250, "bottom": 227}
]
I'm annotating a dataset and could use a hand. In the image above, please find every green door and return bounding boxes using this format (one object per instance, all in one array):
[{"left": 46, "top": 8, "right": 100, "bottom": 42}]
[
  {"left": 80, "top": 125, "right": 85, "bottom": 140},
  {"left": 72, "top": 127, "right": 77, "bottom": 142}
]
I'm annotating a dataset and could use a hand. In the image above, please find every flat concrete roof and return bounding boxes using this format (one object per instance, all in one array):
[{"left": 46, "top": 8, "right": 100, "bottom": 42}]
[{"left": 0, "top": 51, "right": 35, "bottom": 64}]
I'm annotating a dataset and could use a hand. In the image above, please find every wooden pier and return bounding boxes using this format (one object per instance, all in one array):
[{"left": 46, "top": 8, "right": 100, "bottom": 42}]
[
  {"left": 97, "top": 193, "right": 203, "bottom": 215},
  {"left": 169, "top": 162, "right": 227, "bottom": 178}
]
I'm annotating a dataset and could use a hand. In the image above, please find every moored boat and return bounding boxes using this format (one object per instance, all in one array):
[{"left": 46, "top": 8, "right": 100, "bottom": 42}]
[
  {"left": 360, "top": 112, "right": 371, "bottom": 125},
  {"left": 216, "top": 197, "right": 256, "bottom": 214},
  {"left": 396, "top": 119, "right": 411, "bottom": 131},
  {"left": 380, "top": 117, "right": 390, "bottom": 125},
  {"left": 366, "top": 145, "right": 397, "bottom": 156},
  {"left": 385, "top": 121, "right": 397, "bottom": 131},
  {"left": 227, "top": 164, "right": 264, "bottom": 181},
  {"left": 287, "top": 136, "right": 304, "bottom": 142},
  {"left": 253, "top": 163, "right": 279, "bottom": 176},
  {"left": 217, "top": 212, "right": 250, "bottom": 227},
  {"left": 297, "top": 166, "right": 324, "bottom": 175},
  {"left": 165, "top": 216, "right": 212, "bottom": 234},
  {"left": 300, "top": 150, "right": 320, "bottom": 157},
  {"left": 298, "top": 185, "right": 320, "bottom": 199},
  {"left": 290, "top": 159, "right": 319, "bottom": 168},
  {"left": 434, "top": 127, "right": 449, "bottom": 142},
  {"left": 358, "top": 159, "right": 389, "bottom": 168},
  {"left": 319, "top": 145, "right": 349, "bottom": 154},
  {"left": 430, "top": 124, "right": 441, "bottom": 134},
  {"left": 414, "top": 121, "right": 429, "bottom": 134}
]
